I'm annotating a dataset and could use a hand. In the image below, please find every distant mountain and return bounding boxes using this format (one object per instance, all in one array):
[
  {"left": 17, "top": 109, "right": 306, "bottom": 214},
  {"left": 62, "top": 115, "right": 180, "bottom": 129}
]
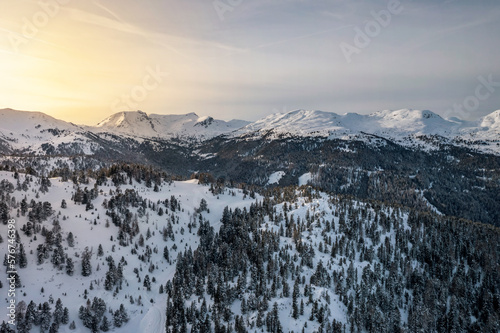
[
  {"left": 0, "top": 109, "right": 250, "bottom": 155},
  {"left": 94, "top": 110, "right": 250, "bottom": 140},
  {"left": 1, "top": 108, "right": 498, "bottom": 153},
  {"left": 479, "top": 109, "right": 500, "bottom": 129},
  {"left": 0, "top": 108, "right": 94, "bottom": 154},
  {"left": 233, "top": 109, "right": 500, "bottom": 154}
]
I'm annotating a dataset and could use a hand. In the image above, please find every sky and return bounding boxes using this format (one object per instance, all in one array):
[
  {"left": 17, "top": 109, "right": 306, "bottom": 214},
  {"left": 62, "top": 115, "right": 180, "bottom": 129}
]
[{"left": 0, "top": 0, "right": 499, "bottom": 125}]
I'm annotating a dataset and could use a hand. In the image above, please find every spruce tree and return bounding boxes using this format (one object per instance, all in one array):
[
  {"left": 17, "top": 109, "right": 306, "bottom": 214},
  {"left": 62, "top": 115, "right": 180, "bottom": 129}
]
[
  {"left": 66, "top": 257, "right": 74, "bottom": 276},
  {"left": 81, "top": 247, "right": 92, "bottom": 277},
  {"left": 18, "top": 243, "right": 28, "bottom": 268}
]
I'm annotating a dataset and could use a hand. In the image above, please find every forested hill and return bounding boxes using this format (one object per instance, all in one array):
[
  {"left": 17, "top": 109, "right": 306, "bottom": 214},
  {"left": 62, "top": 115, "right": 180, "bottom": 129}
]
[
  {"left": 0, "top": 165, "right": 498, "bottom": 332},
  {"left": 166, "top": 186, "right": 500, "bottom": 333}
]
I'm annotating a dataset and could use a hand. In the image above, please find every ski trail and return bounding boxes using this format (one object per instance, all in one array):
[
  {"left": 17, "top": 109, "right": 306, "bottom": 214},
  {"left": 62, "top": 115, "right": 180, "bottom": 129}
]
[{"left": 139, "top": 304, "right": 165, "bottom": 333}]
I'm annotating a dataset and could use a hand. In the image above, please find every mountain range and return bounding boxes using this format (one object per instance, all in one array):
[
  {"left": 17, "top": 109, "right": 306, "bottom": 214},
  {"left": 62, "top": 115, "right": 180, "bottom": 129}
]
[{"left": 0, "top": 108, "right": 499, "bottom": 155}]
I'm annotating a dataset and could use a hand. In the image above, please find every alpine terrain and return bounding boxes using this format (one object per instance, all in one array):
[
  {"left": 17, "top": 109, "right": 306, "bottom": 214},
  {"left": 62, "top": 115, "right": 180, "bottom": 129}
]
[{"left": 0, "top": 108, "right": 499, "bottom": 333}]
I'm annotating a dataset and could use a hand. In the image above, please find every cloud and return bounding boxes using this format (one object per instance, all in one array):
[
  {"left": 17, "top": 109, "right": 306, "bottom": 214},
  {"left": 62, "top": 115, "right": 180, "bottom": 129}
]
[{"left": 67, "top": 5, "right": 243, "bottom": 57}]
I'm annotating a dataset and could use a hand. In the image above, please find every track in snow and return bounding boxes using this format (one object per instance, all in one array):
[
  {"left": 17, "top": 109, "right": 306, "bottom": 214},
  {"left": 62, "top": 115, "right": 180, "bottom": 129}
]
[{"left": 139, "top": 304, "right": 166, "bottom": 333}]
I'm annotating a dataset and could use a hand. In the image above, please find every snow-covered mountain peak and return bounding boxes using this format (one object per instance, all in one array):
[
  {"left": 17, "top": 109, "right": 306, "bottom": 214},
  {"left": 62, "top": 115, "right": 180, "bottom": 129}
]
[
  {"left": 195, "top": 116, "right": 215, "bottom": 127},
  {"left": 372, "top": 109, "right": 451, "bottom": 134},
  {"left": 479, "top": 110, "right": 500, "bottom": 129},
  {"left": 232, "top": 108, "right": 499, "bottom": 153},
  {"left": 95, "top": 110, "right": 152, "bottom": 128},
  {"left": 237, "top": 109, "right": 343, "bottom": 136},
  {"left": 0, "top": 108, "right": 94, "bottom": 154},
  {"left": 236, "top": 108, "right": 452, "bottom": 138},
  {"left": 371, "top": 108, "right": 442, "bottom": 121},
  {"left": 0, "top": 108, "right": 80, "bottom": 132},
  {"left": 93, "top": 110, "right": 249, "bottom": 139}
]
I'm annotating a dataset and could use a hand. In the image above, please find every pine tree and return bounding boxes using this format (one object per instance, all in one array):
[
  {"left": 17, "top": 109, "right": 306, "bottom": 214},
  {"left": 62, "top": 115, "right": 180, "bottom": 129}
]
[
  {"left": 53, "top": 298, "right": 64, "bottom": 325},
  {"left": 292, "top": 278, "right": 300, "bottom": 319},
  {"left": 282, "top": 280, "right": 290, "bottom": 298},
  {"left": 81, "top": 247, "right": 92, "bottom": 277},
  {"left": 97, "top": 244, "right": 104, "bottom": 257},
  {"left": 40, "top": 302, "right": 52, "bottom": 332},
  {"left": 100, "top": 316, "right": 110, "bottom": 332},
  {"left": 18, "top": 243, "right": 28, "bottom": 268},
  {"left": 66, "top": 257, "right": 74, "bottom": 276},
  {"left": 25, "top": 300, "right": 37, "bottom": 329},
  {"left": 144, "top": 275, "right": 151, "bottom": 291},
  {"left": 91, "top": 297, "right": 106, "bottom": 320},
  {"left": 49, "top": 322, "right": 59, "bottom": 333},
  {"left": 62, "top": 307, "right": 69, "bottom": 325},
  {"left": 51, "top": 244, "right": 65, "bottom": 267},
  {"left": 114, "top": 304, "right": 128, "bottom": 327},
  {"left": 67, "top": 232, "right": 74, "bottom": 247},
  {"left": 199, "top": 198, "right": 208, "bottom": 212},
  {"left": 163, "top": 246, "right": 170, "bottom": 261},
  {"left": 105, "top": 271, "right": 114, "bottom": 291}
]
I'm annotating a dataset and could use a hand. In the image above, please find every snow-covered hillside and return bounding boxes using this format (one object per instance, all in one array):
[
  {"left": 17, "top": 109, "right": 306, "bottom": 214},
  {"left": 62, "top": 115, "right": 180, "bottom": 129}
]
[
  {"left": 0, "top": 166, "right": 498, "bottom": 332},
  {"left": 0, "top": 170, "right": 257, "bottom": 332}
]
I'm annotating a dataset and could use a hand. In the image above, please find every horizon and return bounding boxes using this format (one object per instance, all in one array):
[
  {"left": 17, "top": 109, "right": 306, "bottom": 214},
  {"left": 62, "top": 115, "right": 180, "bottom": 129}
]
[{"left": 1, "top": 0, "right": 499, "bottom": 125}]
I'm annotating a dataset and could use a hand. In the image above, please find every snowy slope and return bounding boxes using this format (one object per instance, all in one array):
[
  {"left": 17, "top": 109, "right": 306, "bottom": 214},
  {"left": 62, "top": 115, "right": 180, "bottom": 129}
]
[
  {"left": 0, "top": 168, "right": 498, "bottom": 332},
  {"left": 0, "top": 171, "right": 395, "bottom": 332},
  {"left": 94, "top": 110, "right": 250, "bottom": 140},
  {"left": 460, "top": 110, "right": 500, "bottom": 141}
]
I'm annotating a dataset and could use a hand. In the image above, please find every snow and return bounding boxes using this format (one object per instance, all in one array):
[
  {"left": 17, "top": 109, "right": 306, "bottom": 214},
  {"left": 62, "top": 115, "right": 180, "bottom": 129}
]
[
  {"left": 267, "top": 171, "right": 285, "bottom": 185},
  {"left": 298, "top": 172, "right": 312, "bottom": 186},
  {"left": 137, "top": 303, "right": 166, "bottom": 333}
]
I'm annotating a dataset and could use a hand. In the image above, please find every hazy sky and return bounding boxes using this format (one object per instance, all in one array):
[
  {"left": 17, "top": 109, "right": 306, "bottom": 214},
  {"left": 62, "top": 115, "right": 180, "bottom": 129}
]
[{"left": 1, "top": 0, "right": 499, "bottom": 124}]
